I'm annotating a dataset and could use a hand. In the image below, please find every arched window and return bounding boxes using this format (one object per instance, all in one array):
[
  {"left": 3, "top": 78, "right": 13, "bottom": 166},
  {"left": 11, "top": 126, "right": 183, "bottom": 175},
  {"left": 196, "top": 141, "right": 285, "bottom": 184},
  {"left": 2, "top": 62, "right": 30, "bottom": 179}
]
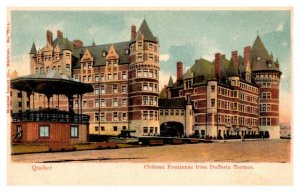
[
  {"left": 52, "top": 66, "right": 56, "bottom": 70},
  {"left": 36, "top": 68, "right": 39, "bottom": 74},
  {"left": 46, "top": 66, "right": 49, "bottom": 72},
  {"left": 40, "top": 67, "right": 44, "bottom": 74},
  {"left": 58, "top": 65, "right": 61, "bottom": 73}
]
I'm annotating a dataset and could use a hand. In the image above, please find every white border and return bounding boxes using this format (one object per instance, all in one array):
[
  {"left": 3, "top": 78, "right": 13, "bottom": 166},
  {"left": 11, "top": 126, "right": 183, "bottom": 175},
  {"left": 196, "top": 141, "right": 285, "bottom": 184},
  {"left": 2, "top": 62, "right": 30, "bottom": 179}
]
[{"left": 1, "top": 0, "right": 299, "bottom": 191}]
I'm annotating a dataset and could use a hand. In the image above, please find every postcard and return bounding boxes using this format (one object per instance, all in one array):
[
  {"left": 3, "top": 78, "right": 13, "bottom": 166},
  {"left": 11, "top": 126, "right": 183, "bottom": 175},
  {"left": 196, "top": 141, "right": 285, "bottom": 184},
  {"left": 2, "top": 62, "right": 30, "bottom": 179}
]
[{"left": 6, "top": 7, "right": 293, "bottom": 185}]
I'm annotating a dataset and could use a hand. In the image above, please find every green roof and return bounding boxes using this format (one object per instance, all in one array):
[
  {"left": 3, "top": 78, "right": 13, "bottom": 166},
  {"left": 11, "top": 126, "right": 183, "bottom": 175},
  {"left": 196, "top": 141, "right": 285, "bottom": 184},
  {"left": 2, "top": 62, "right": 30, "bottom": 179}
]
[
  {"left": 183, "top": 68, "right": 193, "bottom": 79},
  {"left": 72, "top": 41, "right": 130, "bottom": 68},
  {"left": 137, "top": 19, "right": 157, "bottom": 42},
  {"left": 250, "top": 35, "right": 280, "bottom": 72},
  {"left": 159, "top": 87, "right": 167, "bottom": 99},
  {"left": 29, "top": 42, "right": 37, "bottom": 54},
  {"left": 52, "top": 37, "right": 74, "bottom": 52},
  {"left": 227, "top": 58, "right": 239, "bottom": 77},
  {"left": 159, "top": 98, "right": 187, "bottom": 109},
  {"left": 167, "top": 76, "right": 174, "bottom": 87}
]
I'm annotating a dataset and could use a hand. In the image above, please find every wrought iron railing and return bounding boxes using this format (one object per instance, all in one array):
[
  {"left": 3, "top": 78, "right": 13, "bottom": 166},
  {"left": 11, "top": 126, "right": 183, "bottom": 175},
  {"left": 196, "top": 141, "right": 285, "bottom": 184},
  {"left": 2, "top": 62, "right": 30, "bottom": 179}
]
[{"left": 11, "top": 110, "right": 90, "bottom": 124}]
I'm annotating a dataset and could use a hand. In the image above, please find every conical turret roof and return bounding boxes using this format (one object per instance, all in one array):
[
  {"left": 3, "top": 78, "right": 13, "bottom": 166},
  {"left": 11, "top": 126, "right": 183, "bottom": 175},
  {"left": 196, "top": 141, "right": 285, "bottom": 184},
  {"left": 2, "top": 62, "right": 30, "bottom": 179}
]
[
  {"left": 167, "top": 76, "right": 174, "bottom": 87},
  {"left": 29, "top": 42, "right": 37, "bottom": 54},
  {"left": 137, "top": 19, "right": 157, "bottom": 42}
]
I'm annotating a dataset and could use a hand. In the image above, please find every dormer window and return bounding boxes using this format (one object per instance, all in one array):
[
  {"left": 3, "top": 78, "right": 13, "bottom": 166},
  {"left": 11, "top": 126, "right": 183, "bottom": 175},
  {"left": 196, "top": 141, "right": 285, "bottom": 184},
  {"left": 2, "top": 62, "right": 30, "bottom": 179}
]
[
  {"left": 268, "top": 62, "right": 272, "bottom": 68},
  {"left": 102, "top": 51, "right": 106, "bottom": 57},
  {"left": 257, "top": 56, "right": 261, "bottom": 61},
  {"left": 125, "top": 49, "right": 130, "bottom": 55}
]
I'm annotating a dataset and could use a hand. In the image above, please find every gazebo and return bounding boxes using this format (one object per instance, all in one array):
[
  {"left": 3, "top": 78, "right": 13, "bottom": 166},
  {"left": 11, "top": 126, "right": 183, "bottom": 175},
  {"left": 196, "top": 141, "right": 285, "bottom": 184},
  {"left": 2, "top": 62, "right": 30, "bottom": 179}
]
[{"left": 10, "top": 70, "right": 93, "bottom": 144}]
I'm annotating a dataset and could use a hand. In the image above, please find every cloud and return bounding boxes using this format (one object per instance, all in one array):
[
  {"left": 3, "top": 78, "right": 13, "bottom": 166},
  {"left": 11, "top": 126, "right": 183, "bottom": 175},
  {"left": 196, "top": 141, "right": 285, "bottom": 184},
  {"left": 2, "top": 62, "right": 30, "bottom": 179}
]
[
  {"left": 159, "top": 54, "right": 170, "bottom": 62},
  {"left": 276, "top": 24, "right": 284, "bottom": 31}
]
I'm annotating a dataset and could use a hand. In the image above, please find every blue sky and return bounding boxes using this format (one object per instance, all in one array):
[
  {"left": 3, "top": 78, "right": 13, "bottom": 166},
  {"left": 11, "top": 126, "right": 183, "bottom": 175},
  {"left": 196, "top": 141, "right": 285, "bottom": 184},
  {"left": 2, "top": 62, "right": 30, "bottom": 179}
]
[{"left": 10, "top": 10, "right": 292, "bottom": 123}]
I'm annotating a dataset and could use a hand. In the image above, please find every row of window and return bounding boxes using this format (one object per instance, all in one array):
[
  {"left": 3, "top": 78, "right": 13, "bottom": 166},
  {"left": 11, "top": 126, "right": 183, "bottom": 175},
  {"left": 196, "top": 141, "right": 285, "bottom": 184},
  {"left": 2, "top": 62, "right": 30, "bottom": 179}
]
[
  {"left": 75, "top": 98, "right": 127, "bottom": 108},
  {"left": 261, "top": 92, "right": 271, "bottom": 99},
  {"left": 94, "top": 112, "right": 127, "bottom": 122},
  {"left": 37, "top": 52, "right": 70, "bottom": 62},
  {"left": 143, "top": 96, "right": 158, "bottom": 106},
  {"left": 79, "top": 71, "right": 128, "bottom": 82},
  {"left": 159, "top": 109, "right": 185, "bottom": 116},
  {"left": 137, "top": 69, "right": 158, "bottom": 79},
  {"left": 143, "top": 126, "right": 158, "bottom": 135},
  {"left": 142, "top": 111, "right": 159, "bottom": 120},
  {"left": 259, "top": 117, "right": 272, "bottom": 126},
  {"left": 215, "top": 115, "right": 258, "bottom": 126},
  {"left": 16, "top": 125, "right": 78, "bottom": 139},
  {"left": 93, "top": 84, "right": 127, "bottom": 95},
  {"left": 218, "top": 87, "right": 239, "bottom": 98},
  {"left": 260, "top": 104, "right": 271, "bottom": 112},
  {"left": 95, "top": 125, "right": 127, "bottom": 132},
  {"left": 255, "top": 73, "right": 279, "bottom": 79},
  {"left": 142, "top": 82, "right": 159, "bottom": 93},
  {"left": 240, "top": 82, "right": 258, "bottom": 93},
  {"left": 240, "top": 92, "right": 258, "bottom": 103},
  {"left": 130, "top": 41, "right": 157, "bottom": 52},
  {"left": 35, "top": 64, "right": 70, "bottom": 74}
]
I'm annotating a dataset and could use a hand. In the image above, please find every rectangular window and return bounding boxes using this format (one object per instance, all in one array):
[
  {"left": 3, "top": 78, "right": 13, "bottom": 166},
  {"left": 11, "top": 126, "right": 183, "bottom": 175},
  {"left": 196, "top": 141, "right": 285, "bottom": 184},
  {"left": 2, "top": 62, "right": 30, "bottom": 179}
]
[
  {"left": 113, "top": 85, "right": 118, "bottom": 93},
  {"left": 143, "top": 70, "right": 148, "bottom": 77},
  {"left": 154, "top": 84, "right": 158, "bottom": 93},
  {"left": 70, "top": 125, "right": 79, "bottom": 138},
  {"left": 149, "top": 111, "right": 154, "bottom": 120},
  {"left": 113, "top": 73, "right": 117, "bottom": 80},
  {"left": 137, "top": 70, "right": 142, "bottom": 77},
  {"left": 108, "top": 74, "right": 112, "bottom": 80},
  {"left": 66, "top": 64, "right": 70, "bottom": 72},
  {"left": 101, "top": 73, "right": 105, "bottom": 81},
  {"left": 122, "top": 85, "right": 126, "bottom": 93},
  {"left": 100, "top": 112, "right": 105, "bottom": 121},
  {"left": 113, "top": 126, "right": 118, "bottom": 132},
  {"left": 83, "top": 101, "right": 87, "bottom": 108},
  {"left": 95, "top": 75, "right": 99, "bottom": 82},
  {"left": 160, "top": 110, "right": 163, "bottom": 116},
  {"left": 143, "top": 127, "right": 148, "bottom": 134},
  {"left": 149, "top": 54, "right": 154, "bottom": 62},
  {"left": 149, "top": 70, "right": 153, "bottom": 78},
  {"left": 170, "top": 110, "right": 174, "bottom": 116},
  {"left": 39, "top": 125, "right": 49, "bottom": 137},
  {"left": 180, "top": 110, "right": 184, "bottom": 116},
  {"left": 100, "top": 86, "right": 105, "bottom": 94},
  {"left": 113, "top": 98, "right": 118, "bottom": 106},
  {"left": 211, "top": 99, "right": 215, "bottom": 107},
  {"left": 143, "top": 83, "right": 148, "bottom": 91},
  {"left": 165, "top": 110, "right": 169, "bottom": 116},
  {"left": 95, "top": 113, "right": 99, "bottom": 121},
  {"left": 83, "top": 76, "right": 86, "bottom": 82},
  {"left": 95, "top": 126, "right": 99, "bottom": 132},
  {"left": 122, "top": 71, "right": 127, "bottom": 80},
  {"left": 16, "top": 125, "right": 22, "bottom": 138},
  {"left": 149, "top": 83, "right": 153, "bottom": 92},
  {"left": 113, "top": 112, "right": 118, "bottom": 121},
  {"left": 100, "top": 99, "right": 105, "bottom": 107},
  {"left": 211, "top": 85, "right": 215, "bottom": 92},
  {"left": 95, "top": 99, "right": 99, "bottom": 107},
  {"left": 143, "top": 96, "right": 148, "bottom": 105},
  {"left": 101, "top": 126, "right": 105, "bottom": 131},
  {"left": 143, "top": 111, "right": 148, "bottom": 120},
  {"left": 149, "top": 97, "right": 154, "bottom": 105},
  {"left": 149, "top": 127, "right": 154, "bottom": 134},
  {"left": 122, "top": 113, "right": 127, "bottom": 121},
  {"left": 122, "top": 99, "right": 127, "bottom": 106},
  {"left": 95, "top": 88, "right": 100, "bottom": 95}
]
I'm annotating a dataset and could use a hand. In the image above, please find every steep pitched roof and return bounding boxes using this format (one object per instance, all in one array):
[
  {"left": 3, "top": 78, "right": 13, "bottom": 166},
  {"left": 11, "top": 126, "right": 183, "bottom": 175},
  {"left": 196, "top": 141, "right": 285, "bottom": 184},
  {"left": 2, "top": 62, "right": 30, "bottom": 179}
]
[
  {"left": 29, "top": 42, "right": 37, "bottom": 54},
  {"left": 183, "top": 68, "right": 194, "bottom": 79},
  {"left": 72, "top": 41, "right": 130, "bottom": 68},
  {"left": 250, "top": 35, "right": 280, "bottom": 72},
  {"left": 159, "top": 87, "right": 167, "bottom": 99},
  {"left": 159, "top": 98, "right": 187, "bottom": 109},
  {"left": 227, "top": 58, "right": 239, "bottom": 77},
  {"left": 167, "top": 76, "right": 174, "bottom": 87},
  {"left": 52, "top": 37, "right": 74, "bottom": 52},
  {"left": 137, "top": 19, "right": 157, "bottom": 42}
]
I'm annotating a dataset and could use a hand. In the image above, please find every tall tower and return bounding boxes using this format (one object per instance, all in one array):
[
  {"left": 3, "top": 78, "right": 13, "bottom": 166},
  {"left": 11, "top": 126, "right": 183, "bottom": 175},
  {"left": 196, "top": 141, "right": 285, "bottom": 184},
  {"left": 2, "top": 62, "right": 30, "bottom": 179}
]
[
  {"left": 251, "top": 35, "right": 281, "bottom": 139},
  {"left": 128, "top": 20, "right": 160, "bottom": 136}
]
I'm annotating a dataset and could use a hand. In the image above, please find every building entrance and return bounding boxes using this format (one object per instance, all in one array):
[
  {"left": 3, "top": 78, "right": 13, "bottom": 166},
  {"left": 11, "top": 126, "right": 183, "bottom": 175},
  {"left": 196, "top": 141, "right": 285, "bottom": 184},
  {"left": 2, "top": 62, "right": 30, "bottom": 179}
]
[{"left": 160, "top": 122, "right": 184, "bottom": 137}]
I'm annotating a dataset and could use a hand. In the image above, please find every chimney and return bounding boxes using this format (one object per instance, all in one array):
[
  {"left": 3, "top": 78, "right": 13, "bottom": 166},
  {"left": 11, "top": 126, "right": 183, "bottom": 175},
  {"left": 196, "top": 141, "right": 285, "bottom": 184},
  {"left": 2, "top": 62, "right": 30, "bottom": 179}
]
[
  {"left": 177, "top": 61, "right": 183, "bottom": 81},
  {"left": 131, "top": 25, "right": 136, "bottom": 39},
  {"left": 232, "top": 51, "right": 238, "bottom": 65},
  {"left": 57, "top": 30, "right": 63, "bottom": 38},
  {"left": 46, "top": 30, "right": 53, "bottom": 44},
  {"left": 215, "top": 53, "right": 221, "bottom": 81},
  {"left": 73, "top": 40, "right": 83, "bottom": 48},
  {"left": 244, "top": 46, "right": 251, "bottom": 66}
]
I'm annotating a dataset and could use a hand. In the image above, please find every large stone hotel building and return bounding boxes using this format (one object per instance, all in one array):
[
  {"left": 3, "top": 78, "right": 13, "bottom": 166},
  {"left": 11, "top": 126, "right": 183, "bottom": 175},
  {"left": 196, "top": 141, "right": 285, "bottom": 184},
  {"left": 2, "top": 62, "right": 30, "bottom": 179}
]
[{"left": 11, "top": 19, "right": 281, "bottom": 139}]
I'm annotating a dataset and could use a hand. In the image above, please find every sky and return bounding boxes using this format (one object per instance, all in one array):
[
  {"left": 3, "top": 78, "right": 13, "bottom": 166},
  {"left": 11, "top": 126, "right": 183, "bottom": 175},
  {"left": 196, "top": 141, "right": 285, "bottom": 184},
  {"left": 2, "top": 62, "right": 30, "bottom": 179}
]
[{"left": 9, "top": 10, "right": 291, "bottom": 125}]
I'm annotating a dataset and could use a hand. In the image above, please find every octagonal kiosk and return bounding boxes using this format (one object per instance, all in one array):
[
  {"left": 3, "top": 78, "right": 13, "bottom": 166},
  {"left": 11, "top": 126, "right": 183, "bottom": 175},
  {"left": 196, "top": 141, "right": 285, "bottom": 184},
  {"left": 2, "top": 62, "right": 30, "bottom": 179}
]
[{"left": 10, "top": 70, "right": 93, "bottom": 147}]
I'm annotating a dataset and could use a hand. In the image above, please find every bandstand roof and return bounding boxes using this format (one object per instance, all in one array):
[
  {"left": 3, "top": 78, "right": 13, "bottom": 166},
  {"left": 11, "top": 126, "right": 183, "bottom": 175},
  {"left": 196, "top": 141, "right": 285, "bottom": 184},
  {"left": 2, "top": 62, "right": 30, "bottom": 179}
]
[{"left": 10, "top": 70, "right": 93, "bottom": 96}]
